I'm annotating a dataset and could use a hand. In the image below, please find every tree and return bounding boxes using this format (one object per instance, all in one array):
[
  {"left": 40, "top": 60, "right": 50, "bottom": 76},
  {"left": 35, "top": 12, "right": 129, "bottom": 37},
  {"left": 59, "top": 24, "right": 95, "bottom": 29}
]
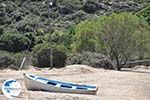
[
  {"left": 72, "top": 20, "right": 100, "bottom": 52},
  {"left": 0, "top": 32, "right": 29, "bottom": 52},
  {"left": 99, "top": 13, "right": 149, "bottom": 70},
  {"left": 0, "top": 27, "right": 3, "bottom": 35},
  {"left": 32, "top": 43, "right": 67, "bottom": 68},
  {"left": 136, "top": 5, "right": 150, "bottom": 25},
  {"left": 134, "top": 17, "right": 150, "bottom": 59}
]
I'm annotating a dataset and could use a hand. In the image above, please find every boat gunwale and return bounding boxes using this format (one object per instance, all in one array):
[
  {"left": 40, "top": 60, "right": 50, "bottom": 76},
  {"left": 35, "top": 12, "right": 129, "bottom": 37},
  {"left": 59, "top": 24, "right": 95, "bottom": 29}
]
[{"left": 23, "top": 73, "right": 98, "bottom": 92}]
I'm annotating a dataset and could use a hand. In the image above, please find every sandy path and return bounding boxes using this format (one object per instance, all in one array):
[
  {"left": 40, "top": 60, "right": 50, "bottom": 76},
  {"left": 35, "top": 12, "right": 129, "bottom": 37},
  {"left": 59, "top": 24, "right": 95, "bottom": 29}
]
[{"left": 0, "top": 65, "right": 150, "bottom": 100}]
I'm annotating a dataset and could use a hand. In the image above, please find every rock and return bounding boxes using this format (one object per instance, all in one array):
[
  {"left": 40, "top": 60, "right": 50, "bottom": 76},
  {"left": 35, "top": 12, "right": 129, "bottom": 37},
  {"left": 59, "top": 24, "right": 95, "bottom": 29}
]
[
  {"left": 63, "top": 21, "right": 73, "bottom": 29},
  {"left": 15, "top": 15, "right": 22, "bottom": 22},
  {"left": 58, "top": 6, "right": 74, "bottom": 15},
  {"left": 98, "top": 3, "right": 108, "bottom": 11},
  {"left": 112, "top": 1, "right": 142, "bottom": 12},
  {"left": 127, "top": 2, "right": 143, "bottom": 11},
  {"left": 64, "top": 10, "right": 88, "bottom": 22},
  {"left": 82, "top": 1, "right": 99, "bottom": 13}
]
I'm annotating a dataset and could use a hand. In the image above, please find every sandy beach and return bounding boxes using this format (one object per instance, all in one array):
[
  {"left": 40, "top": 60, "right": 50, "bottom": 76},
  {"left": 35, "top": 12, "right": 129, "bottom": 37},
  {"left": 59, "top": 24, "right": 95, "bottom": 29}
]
[{"left": 0, "top": 65, "right": 150, "bottom": 100}]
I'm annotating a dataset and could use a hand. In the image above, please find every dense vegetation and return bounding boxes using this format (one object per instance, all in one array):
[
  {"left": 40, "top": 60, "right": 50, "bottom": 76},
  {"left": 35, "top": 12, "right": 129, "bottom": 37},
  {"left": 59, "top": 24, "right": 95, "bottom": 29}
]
[
  {"left": 136, "top": 5, "right": 150, "bottom": 25},
  {"left": 0, "top": 0, "right": 150, "bottom": 70}
]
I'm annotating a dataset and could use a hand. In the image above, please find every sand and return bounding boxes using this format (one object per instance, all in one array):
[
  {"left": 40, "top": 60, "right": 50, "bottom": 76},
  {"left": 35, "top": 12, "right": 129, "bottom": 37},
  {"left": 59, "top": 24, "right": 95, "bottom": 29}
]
[{"left": 0, "top": 65, "right": 150, "bottom": 100}]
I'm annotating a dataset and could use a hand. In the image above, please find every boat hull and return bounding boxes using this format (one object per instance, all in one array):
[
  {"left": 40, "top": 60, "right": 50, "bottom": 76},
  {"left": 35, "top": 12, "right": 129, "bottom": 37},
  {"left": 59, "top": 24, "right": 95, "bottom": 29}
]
[{"left": 24, "top": 73, "right": 98, "bottom": 95}]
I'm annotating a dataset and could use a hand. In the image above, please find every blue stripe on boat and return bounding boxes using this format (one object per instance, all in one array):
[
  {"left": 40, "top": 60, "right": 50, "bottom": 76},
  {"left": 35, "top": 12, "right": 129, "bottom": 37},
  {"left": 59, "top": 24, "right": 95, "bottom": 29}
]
[
  {"left": 36, "top": 77, "right": 96, "bottom": 89},
  {"left": 76, "top": 87, "right": 87, "bottom": 90},
  {"left": 47, "top": 81, "right": 57, "bottom": 86},
  {"left": 28, "top": 74, "right": 96, "bottom": 90},
  {"left": 60, "top": 84, "right": 72, "bottom": 88}
]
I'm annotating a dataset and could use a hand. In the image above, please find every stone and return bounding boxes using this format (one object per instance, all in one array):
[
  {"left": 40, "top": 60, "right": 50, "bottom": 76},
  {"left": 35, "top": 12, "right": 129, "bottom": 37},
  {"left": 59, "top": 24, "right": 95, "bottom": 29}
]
[{"left": 58, "top": 5, "right": 74, "bottom": 15}]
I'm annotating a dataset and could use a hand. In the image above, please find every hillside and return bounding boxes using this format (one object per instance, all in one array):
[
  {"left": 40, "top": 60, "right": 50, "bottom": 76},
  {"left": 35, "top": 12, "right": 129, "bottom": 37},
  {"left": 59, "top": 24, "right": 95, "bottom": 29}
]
[
  {"left": 0, "top": 0, "right": 147, "bottom": 33},
  {"left": 0, "top": 1, "right": 150, "bottom": 99},
  {"left": 0, "top": 0, "right": 150, "bottom": 70}
]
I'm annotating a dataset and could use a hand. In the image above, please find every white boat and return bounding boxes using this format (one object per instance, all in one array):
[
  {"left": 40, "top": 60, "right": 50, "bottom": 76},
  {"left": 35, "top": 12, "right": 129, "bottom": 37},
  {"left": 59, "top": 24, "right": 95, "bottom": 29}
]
[{"left": 23, "top": 73, "right": 98, "bottom": 94}]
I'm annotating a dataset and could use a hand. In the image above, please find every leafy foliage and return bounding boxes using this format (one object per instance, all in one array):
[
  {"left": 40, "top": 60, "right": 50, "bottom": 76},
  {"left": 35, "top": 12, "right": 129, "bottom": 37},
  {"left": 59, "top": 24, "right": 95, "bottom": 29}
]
[
  {"left": 0, "top": 0, "right": 144, "bottom": 34},
  {"left": 0, "top": 32, "right": 29, "bottom": 52},
  {"left": 0, "top": 51, "right": 16, "bottom": 69},
  {"left": 32, "top": 43, "right": 67, "bottom": 68},
  {"left": 66, "top": 52, "right": 114, "bottom": 69},
  {"left": 70, "top": 12, "right": 150, "bottom": 70},
  {"left": 72, "top": 20, "right": 100, "bottom": 52},
  {"left": 134, "top": 17, "right": 150, "bottom": 59},
  {"left": 0, "top": 51, "right": 30, "bottom": 70},
  {"left": 98, "top": 13, "right": 150, "bottom": 70},
  {"left": 0, "top": 0, "right": 150, "bottom": 69},
  {"left": 136, "top": 5, "right": 150, "bottom": 25},
  {"left": 0, "top": 27, "right": 4, "bottom": 35}
]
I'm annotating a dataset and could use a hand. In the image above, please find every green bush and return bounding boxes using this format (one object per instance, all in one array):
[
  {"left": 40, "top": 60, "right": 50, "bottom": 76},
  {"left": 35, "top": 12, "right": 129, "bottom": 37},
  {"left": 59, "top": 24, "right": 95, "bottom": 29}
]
[
  {"left": 136, "top": 5, "right": 150, "bottom": 25},
  {"left": 0, "top": 52, "right": 16, "bottom": 69},
  {"left": 0, "top": 27, "right": 3, "bottom": 35},
  {"left": 0, "top": 32, "right": 29, "bottom": 52},
  {"left": 71, "top": 19, "right": 100, "bottom": 52},
  {"left": 43, "top": 29, "right": 75, "bottom": 53},
  {"left": 32, "top": 43, "right": 67, "bottom": 68},
  {"left": 66, "top": 52, "right": 114, "bottom": 69},
  {"left": 0, "top": 51, "right": 30, "bottom": 70},
  {"left": 98, "top": 13, "right": 150, "bottom": 70},
  {"left": 14, "top": 52, "right": 32, "bottom": 69}
]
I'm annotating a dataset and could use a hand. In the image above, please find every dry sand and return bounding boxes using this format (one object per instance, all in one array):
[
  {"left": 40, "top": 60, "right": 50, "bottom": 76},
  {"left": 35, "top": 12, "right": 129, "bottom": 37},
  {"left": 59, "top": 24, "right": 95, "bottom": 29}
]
[{"left": 0, "top": 65, "right": 150, "bottom": 100}]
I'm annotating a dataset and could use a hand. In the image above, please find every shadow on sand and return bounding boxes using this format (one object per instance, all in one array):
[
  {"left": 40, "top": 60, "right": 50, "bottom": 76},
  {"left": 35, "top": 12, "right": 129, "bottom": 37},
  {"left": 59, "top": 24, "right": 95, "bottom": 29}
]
[{"left": 120, "top": 69, "right": 150, "bottom": 74}]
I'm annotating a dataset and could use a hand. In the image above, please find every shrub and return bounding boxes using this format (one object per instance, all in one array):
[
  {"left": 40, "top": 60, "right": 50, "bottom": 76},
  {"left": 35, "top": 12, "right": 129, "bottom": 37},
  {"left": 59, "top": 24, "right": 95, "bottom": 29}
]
[
  {"left": 0, "top": 51, "right": 31, "bottom": 70},
  {"left": 24, "top": 32, "right": 36, "bottom": 51},
  {"left": 66, "top": 52, "right": 114, "bottom": 69},
  {"left": 71, "top": 19, "right": 100, "bottom": 52},
  {"left": 0, "top": 27, "right": 3, "bottom": 35},
  {"left": 99, "top": 13, "right": 150, "bottom": 70},
  {"left": 136, "top": 5, "right": 150, "bottom": 25},
  {"left": 0, "top": 52, "right": 16, "bottom": 69},
  {"left": 0, "top": 32, "right": 29, "bottom": 52},
  {"left": 14, "top": 52, "right": 32, "bottom": 70},
  {"left": 32, "top": 43, "right": 67, "bottom": 68}
]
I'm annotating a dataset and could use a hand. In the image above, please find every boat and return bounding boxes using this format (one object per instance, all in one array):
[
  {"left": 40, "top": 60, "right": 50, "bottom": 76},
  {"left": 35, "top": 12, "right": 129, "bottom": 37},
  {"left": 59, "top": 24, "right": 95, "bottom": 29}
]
[{"left": 23, "top": 73, "right": 98, "bottom": 94}]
